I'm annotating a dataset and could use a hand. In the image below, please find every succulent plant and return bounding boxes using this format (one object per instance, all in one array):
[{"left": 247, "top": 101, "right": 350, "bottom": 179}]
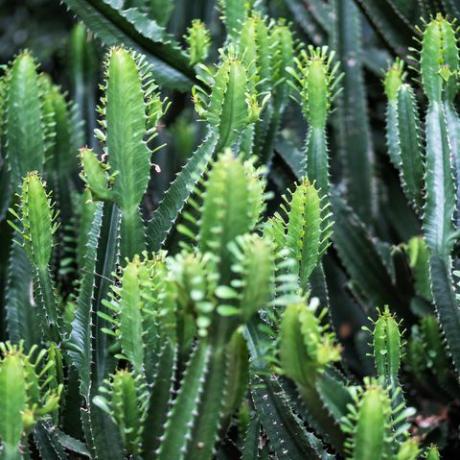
[{"left": 1, "top": 1, "right": 460, "bottom": 458}]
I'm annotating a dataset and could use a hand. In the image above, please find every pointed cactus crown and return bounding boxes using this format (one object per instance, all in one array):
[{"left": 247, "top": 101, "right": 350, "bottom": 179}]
[
  {"left": 186, "top": 19, "right": 211, "bottom": 66},
  {"left": 179, "top": 150, "right": 266, "bottom": 270},
  {"left": 193, "top": 48, "right": 268, "bottom": 149},
  {"left": 372, "top": 307, "right": 402, "bottom": 383},
  {"left": 10, "top": 172, "right": 58, "bottom": 269},
  {"left": 384, "top": 58, "right": 405, "bottom": 101},
  {"left": 290, "top": 46, "right": 341, "bottom": 128},
  {"left": 420, "top": 14, "right": 459, "bottom": 102}
]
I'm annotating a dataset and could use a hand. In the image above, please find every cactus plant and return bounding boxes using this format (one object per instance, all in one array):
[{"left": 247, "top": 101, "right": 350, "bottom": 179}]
[{"left": 1, "top": 0, "right": 460, "bottom": 458}]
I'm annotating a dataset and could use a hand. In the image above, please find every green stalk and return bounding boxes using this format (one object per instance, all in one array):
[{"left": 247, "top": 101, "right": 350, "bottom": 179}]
[
  {"left": 36, "top": 267, "right": 61, "bottom": 342},
  {"left": 185, "top": 346, "right": 227, "bottom": 460},
  {"left": 157, "top": 342, "right": 210, "bottom": 460}
]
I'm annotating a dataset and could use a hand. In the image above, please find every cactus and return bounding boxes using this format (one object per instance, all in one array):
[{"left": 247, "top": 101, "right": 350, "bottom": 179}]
[
  {"left": 2, "top": 1, "right": 460, "bottom": 458},
  {"left": 0, "top": 342, "right": 62, "bottom": 460},
  {"left": 290, "top": 46, "right": 340, "bottom": 198},
  {"left": 186, "top": 20, "right": 211, "bottom": 66},
  {"left": 9, "top": 172, "right": 61, "bottom": 342},
  {"left": 384, "top": 59, "right": 424, "bottom": 212}
]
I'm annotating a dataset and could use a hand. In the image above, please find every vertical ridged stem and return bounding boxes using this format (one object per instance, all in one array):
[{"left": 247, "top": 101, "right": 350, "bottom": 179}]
[
  {"left": 332, "top": 0, "right": 375, "bottom": 224},
  {"left": 443, "top": 101, "right": 460, "bottom": 226},
  {"left": 185, "top": 345, "right": 227, "bottom": 460},
  {"left": 305, "top": 126, "right": 329, "bottom": 197},
  {"left": 157, "top": 342, "right": 210, "bottom": 460},
  {"left": 423, "top": 101, "right": 455, "bottom": 259},
  {"left": 35, "top": 267, "right": 61, "bottom": 343},
  {"left": 119, "top": 209, "right": 145, "bottom": 266}
]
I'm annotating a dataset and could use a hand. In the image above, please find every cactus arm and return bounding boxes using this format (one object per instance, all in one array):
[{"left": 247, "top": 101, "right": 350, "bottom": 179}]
[
  {"left": 255, "top": 22, "right": 294, "bottom": 165},
  {"left": 373, "top": 309, "right": 401, "bottom": 392},
  {"left": 4, "top": 243, "right": 40, "bottom": 348},
  {"left": 305, "top": 127, "right": 329, "bottom": 197},
  {"left": 93, "top": 370, "right": 146, "bottom": 455},
  {"left": 344, "top": 385, "right": 391, "bottom": 460},
  {"left": 214, "top": 58, "right": 251, "bottom": 151},
  {"left": 420, "top": 16, "right": 460, "bottom": 376},
  {"left": 267, "top": 180, "right": 330, "bottom": 293},
  {"left": 94, "top": 202, "right": 121, "bottom": 386},
  {"left": 443, "top": 98, "right": 460, "bottom": 225},
  {"left": 79, "top": 148, "right": 114, "bottom": 202},
  {"left": 104, "top": 48, "right": 150, "bottom": 260},
  {"left": 5, "top": 52, "right": 45, "bottom": 186},
  {"left": 185, "top": 345, "right": 227, "bottom": 460},
  {"left": 333, "top": 0, "right": 376, "bottom": 224},
  {"left": 3, "top": 52, "right": 48, "bottom": 346},
  {"left": 141, "top": 343, "right": 177, "bottom": 457},
  {"left": 34, "top": 267, "right": 61, "bottom": 342},
  {"left": 114, "top": 258, "right": 146, "bottom": 373},
  {"left": 278, "top": 301, "right": 345, "bottom": 449},
  {"left": 186, "top": 20, "right": 211, "bottom": 66},
  {"left": 384, "top": 62, "right": 424, "bottom": 211},
  {"left": 157, "top": 342, "right": 210, "bottom": 460},
  {"left": 372, "top": 307, "right": 408, "bottom": 434},
  {"left": 218, "top": 0, "right": 249, "bottom": 41},
  {"left": 10, "top": 173, "right": 61, "bottom": 342},
  {"left": 271, "top": 22, "right": 295, "bottom": 112},
  {"left": 146, "top": 128, "right": 219, "bottom": 251},
  {"left": 42, "top": 84, "right": 78, "bottom": 223},
  {"left": 279, "top": 305, "right": 342, "bottom": 447},
  {"left": 68, "top": 197, "right": 103, "bottom": 398},
  {"left": 221, "top": 330, "right": 249, "bottom": 420},
  {"left": 423, "top": 101, "right": 456, "bottom": 259},
  {"left": 195, "top": 50, "right": 262, "bottom": 153},
  {"left": 421, "top": 16, "right": 458, "bottom": 259},
  {"left": 292, "top": 46, "right": 337, "bottom": 202},
  {"left": 430, "top": 255, "right": 460, "bottom": 375},
  {"left": 0, "top": 354, "right": 26, "bottom": 460},
  {"left": 196, "top": 153, "right": 265, "bottom": 284},
  {"left": 396, "top": 85, "right": 424, "bottom": 211},
  {"left": 67, "top": 196, "right": 107, "bottom": 457},
  {"left": 82, "top": 202, "right": 124, "bottom": 460}
]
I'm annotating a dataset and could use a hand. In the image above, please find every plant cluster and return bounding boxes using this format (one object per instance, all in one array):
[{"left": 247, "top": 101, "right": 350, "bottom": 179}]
[{"left": 0, "top": 0, "right": 460, "bottom": 459}]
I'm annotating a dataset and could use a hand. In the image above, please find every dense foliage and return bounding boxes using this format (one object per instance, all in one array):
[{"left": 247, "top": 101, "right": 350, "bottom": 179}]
[{"left": 0, "top": 0, "right": 460, "bottom": 459}]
